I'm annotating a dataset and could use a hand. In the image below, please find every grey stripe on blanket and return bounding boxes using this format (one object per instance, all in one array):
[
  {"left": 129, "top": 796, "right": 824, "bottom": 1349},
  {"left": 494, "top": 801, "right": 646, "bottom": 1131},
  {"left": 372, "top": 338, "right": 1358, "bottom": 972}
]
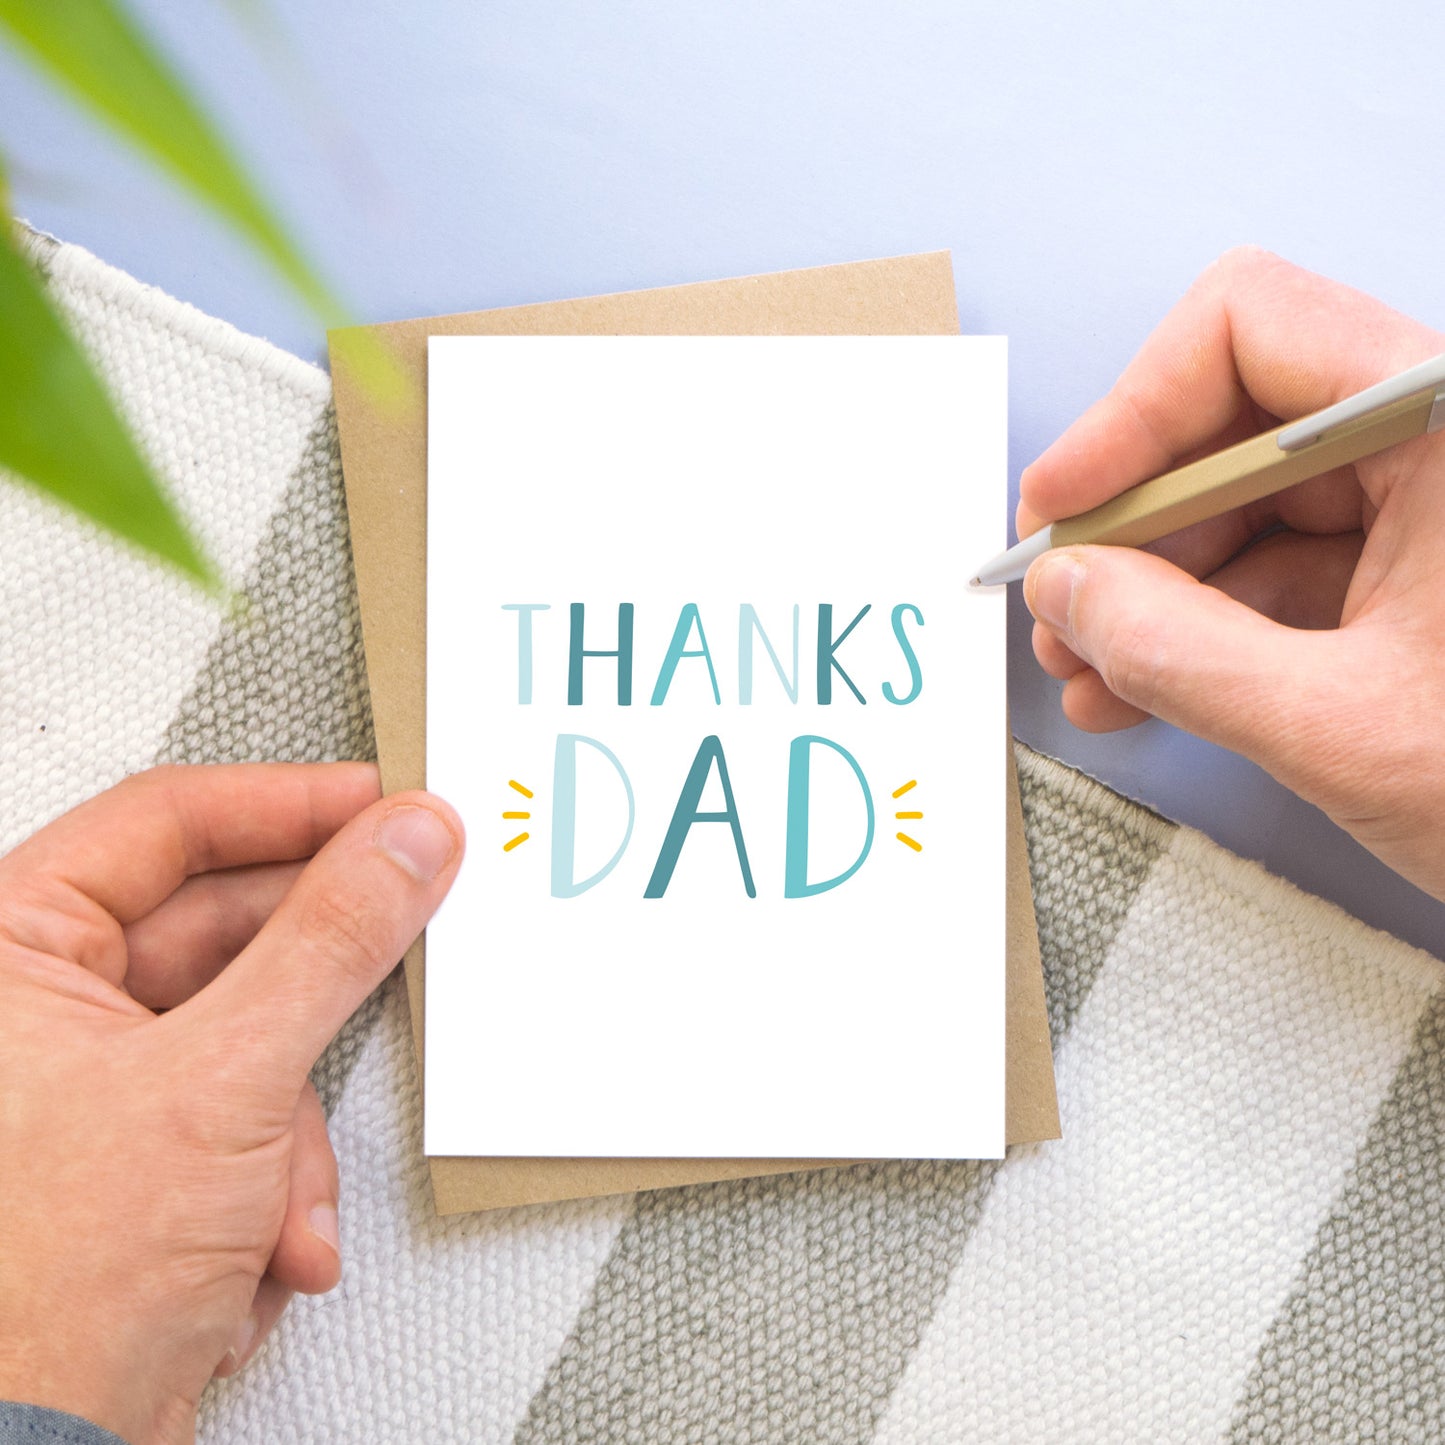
[{"left": 1228, "top": 992, "right": 1445, "bottom": 1444}]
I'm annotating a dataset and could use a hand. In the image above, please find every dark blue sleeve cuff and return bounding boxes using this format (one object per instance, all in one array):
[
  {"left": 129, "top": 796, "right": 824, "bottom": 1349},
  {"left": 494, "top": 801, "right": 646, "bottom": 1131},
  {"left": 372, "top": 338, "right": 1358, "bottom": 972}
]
[{"left": 0, "top": 1402, "right": 127, "bottom": 1445}]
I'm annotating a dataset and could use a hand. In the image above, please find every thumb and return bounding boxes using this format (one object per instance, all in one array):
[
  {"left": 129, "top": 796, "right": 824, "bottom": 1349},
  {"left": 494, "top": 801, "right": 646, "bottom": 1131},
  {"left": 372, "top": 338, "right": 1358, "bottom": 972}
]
[
  {"left": 183, "top": 790, "right": 464, "bottom": 1093},
  {"left": 1024, "top": 545, "right": 1356, "bottom": 780}
]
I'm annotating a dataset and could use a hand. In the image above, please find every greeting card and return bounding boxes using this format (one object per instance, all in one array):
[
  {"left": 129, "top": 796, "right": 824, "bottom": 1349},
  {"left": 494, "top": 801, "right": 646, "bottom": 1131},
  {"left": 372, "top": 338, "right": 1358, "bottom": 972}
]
[{"left": 424, "top": 335, "right": 1006, "bottom": 1159}]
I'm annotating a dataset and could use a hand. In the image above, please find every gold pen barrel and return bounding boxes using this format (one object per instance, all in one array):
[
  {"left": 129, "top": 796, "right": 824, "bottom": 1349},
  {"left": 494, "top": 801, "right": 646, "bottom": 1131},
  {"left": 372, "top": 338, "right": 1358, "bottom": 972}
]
[{"left": 1052, "top": 387, "right": 1438, "bottom": 550}]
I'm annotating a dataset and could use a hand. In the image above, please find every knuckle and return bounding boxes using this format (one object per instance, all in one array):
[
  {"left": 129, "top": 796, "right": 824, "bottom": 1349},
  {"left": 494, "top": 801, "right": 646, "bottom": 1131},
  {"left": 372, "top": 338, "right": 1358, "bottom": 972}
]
[
  {"left": 1095, "top": 611, "right": 1166, "bottom": 715},
  {"left": 59, "top": 902, "right": 125, "bottom": 975},
  {"left": 1213, "top": 243, "right": 1279, "bottom": 289},
  {"left": 116, "top": 763, "right": 184, "bottom": 800},
  {"left": 1112, "top": 378, "right": 1172, "bottom": 460},
  {"left": 293, "top": 879, "right": 396, "bottom": 981},
  {"left": 0, "top": 875, "right": 122, "bottom": 972},
  {"left": 1217, "top": 241, "right": 1273, "bottom": 272},
  {"left": 1194, "top": 245, "right": 1289, "bottom": 325}
]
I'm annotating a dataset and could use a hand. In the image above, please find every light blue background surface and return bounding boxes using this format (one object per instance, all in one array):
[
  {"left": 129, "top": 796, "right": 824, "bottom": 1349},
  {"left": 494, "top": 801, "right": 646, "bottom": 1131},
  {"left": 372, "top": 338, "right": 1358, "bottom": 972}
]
[{"left": 5, "top": 2, "right": 1445, "bottom": 955}]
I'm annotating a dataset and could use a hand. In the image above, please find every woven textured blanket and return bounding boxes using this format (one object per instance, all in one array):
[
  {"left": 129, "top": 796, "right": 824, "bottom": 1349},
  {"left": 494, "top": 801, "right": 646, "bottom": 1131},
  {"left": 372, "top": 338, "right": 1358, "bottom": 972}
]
[{"left": 6, "top": 230, "right": 1445, "bottom": 1444}]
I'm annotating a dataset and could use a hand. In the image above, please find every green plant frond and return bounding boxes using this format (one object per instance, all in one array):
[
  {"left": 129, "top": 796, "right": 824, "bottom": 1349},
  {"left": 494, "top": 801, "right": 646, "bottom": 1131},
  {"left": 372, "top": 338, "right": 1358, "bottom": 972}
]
[
  {"left": 0, "top": 0, "right": 341, "bottom": 321},
  {"left": 0, "top": 222, "right": 216, "bottom": 586},
  {"left": 329, "top": 323, "right": 415, "bottom": 417}
]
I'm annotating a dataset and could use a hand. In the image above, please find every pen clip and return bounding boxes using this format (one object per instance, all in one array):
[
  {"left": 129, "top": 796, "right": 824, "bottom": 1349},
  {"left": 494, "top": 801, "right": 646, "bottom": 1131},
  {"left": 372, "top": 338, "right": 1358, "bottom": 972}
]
[{"left": 1276, "top": 350, "right": 1445, "bottom": 451}]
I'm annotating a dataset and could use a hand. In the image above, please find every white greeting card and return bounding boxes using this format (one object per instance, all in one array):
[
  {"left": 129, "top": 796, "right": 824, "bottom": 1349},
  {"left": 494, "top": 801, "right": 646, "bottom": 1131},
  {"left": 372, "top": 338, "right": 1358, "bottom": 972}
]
[{"left": 424, "top": 336, "right": 1006, "bottom": 1159}]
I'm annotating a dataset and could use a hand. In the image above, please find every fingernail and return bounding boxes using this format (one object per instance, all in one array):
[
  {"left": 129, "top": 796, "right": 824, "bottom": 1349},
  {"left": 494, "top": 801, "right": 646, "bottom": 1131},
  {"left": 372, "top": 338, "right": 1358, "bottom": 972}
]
[
  {"left": 377, "top": 805, "right": 455, "bottom": 881},
  {"left": 308, "top": 1203, "right": 341, "bottom": 1259},
  {"left": 1027, "top": 552, "right": 1085, "bottom": 636},
  {"left": 226, "top": 1312, "right": 259, "bottom": 1373}
]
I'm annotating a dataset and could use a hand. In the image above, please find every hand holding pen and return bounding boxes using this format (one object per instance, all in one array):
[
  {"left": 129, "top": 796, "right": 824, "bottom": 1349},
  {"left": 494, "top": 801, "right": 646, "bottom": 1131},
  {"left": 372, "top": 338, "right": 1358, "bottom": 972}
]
[{"left": 1007, "top": 246, "right": 1445, "bottom": 902}]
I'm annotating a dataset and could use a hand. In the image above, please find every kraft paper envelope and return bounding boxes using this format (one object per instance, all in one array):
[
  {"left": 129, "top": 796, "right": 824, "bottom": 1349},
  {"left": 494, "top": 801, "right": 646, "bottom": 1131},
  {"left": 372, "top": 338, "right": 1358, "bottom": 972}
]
[{"left": 330, "top": 251, "right": 1059, "bottom": 1216}]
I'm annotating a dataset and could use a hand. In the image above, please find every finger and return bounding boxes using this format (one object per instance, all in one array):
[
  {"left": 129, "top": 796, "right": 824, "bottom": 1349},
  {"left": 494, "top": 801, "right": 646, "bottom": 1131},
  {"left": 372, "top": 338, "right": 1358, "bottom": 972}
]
[
  {"left": 1037, "top": 532, "right": 1364, "bottom": 737},
  {"left": 268, "top": 1082, "right": 341, "bottom": 1297},
  {"left": 1016, "top": 402, "right": 1273, "bottom": 544},
  {"left": 1034, "top": 529, "right": 1362, "bottom": 654},
  {"left": 1031, "top": 620, "right": 1090, "bottom": 681},
  {"left": 213, "top": 1273, "right": 292, "bottom": 1379},
  {"left": 1060, "top": 668, "right": 1152, "bottom": 733},
  {"left": 1143, "top": 468, "right": 1366, "bottom": 581},
  {"left": 1033, "top": 618, "right": 1152, "bottom": 730},
  {"left": 0, "top": 763, "right": 380, "bottom": 938},
  {"left": 122, "top": 860, "right": 307, "bottom": 1009},
  {"left": 181, "top": 792, "right": 464, "bottom": 1093},
  {"left": 1020, "top": 247, "right": 1444, "bottom": 526},
  {"left": 1022, "top": 544, "right": 1361, "bottom": 789},
  {"left": 1021, "top": 455, "right": 1366, "bottom": 591},
  {"left": 1205, "top": 530, "right": 1364, "bottom": 630}
]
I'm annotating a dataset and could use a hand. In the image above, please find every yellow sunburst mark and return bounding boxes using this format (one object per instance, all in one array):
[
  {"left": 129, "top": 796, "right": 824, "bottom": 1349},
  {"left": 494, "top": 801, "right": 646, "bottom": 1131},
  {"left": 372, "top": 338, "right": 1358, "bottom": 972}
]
[
  {"left": 890, "top": 780, "right": 922, "bottom": 852},
  {"left": 504, "top": 781, "right": 535, "bottom": 852}
]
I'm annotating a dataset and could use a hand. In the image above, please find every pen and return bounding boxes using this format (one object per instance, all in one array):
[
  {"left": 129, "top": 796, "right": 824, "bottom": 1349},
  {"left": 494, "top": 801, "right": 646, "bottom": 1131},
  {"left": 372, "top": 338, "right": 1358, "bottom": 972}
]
[{"left": 970, "top": 350, "right": 1445, "bottom": 587}]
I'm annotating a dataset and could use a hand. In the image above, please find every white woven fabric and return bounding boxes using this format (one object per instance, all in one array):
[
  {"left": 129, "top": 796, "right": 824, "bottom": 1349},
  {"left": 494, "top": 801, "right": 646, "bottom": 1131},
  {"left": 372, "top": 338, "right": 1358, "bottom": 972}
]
[
  {"left": 5, "top": 230, "right": 1443, "bottom": 1444},
  {"left": 1, "top": 230, "right": 329, "bottom": 852},
  {"left": 877, "top": 823, "right": 1441, "bottom": 1444}
]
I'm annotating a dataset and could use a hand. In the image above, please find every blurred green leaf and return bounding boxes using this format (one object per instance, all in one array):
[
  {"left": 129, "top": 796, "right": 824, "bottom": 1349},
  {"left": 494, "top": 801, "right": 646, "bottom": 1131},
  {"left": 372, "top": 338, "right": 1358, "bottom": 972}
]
[
  {"left": 329, "top": 321, "right": 414, "bottom": 415},
  {"left": 0, "top": 0, "right": 406, "bottom": 583},
  {"left": 0, "top": 0, "right": 341, "bottom": 319},
  {"left": 0, "top": 217, "right": 214, "bottom": 585}
]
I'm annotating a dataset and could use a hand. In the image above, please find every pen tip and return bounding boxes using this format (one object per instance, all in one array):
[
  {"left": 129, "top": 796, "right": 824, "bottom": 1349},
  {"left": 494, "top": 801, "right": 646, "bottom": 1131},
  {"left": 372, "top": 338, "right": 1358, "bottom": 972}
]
[{"left": 968, "top": 576, "right": 981, "bottom": 588}]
